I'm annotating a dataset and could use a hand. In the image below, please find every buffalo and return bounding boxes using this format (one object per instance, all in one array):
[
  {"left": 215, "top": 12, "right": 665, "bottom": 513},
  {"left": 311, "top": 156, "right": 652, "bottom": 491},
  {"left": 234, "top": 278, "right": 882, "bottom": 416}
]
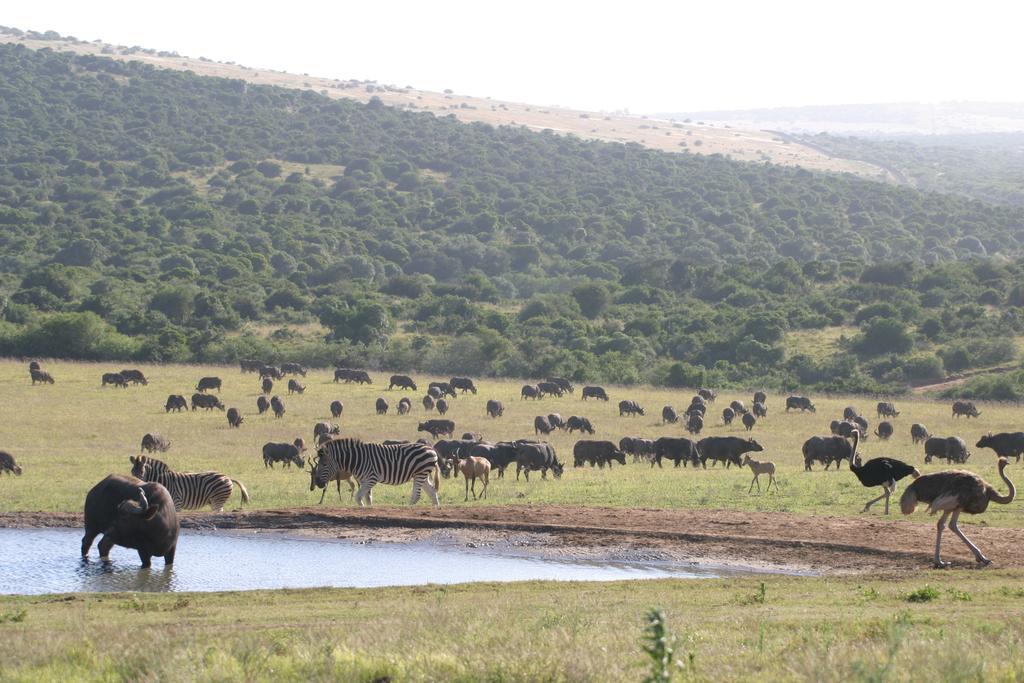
[
  {"left": 389, "top": 374, "right": 417, "bottom": 391},
  {"left": 566, "top": 416, "right": 595, "bottom": 434},
  {"left": 547, "top": 377, "right": 574, "bottom": 394},
  {"left": 423, "top": 395, "right": 436, "bottom": 412},
  {"left": 334, "top": 368, "right": 372, "bottom": 384},
  {"left": 722, "top": 407, "right": 735, "bottom": 425},
  {"left": 398, "top": 397, "right": 412, "bottom": 416},
  {"left": 270, "top": 395, "right": 285, "bottom": 418},
  {"left": 313, "top": 422, "right": 341, "bottom": 440},
  {"left": 581, "top": 386, "right": 609, "bottom": 401},
  {"left": 240, "top": 359, "right": 264, "bottom": 373},
  {"left": 802, "top": 435, "right": 854, "bottom": 470},
  {"left": 842, "top": 406, "right": 858, "bottom": 421},
  {"left": 140, "top": 433, "right": 171, "bottom": 453},
  {"left": 699, "top": 436, "right": 763, "bottom": 468},
  {"left": 450, "top": 377, "right": 478, "bottom": 394},
  {"left": 537, "top": 381, "right": 564, "bottom": 398},
  {"left": 698, "top": 388, "right": 717, "bottom": 403},
  {"left": 419, "top": 419, "right": 456, "bottom": 438},
  {"left": 30, "top": 368, "right": 55, "bottom": 384},
  {"left": 281, "top": 362, "right": 307, "bottom": 376},
  {"left": 686, "top": 413, "right": 704, "bottom": 436},
  {"left": 741, "top": 413, "right": 756, "bottom": 431},
  {"left": 257, "top": 395, "right": 270, "bottom": 415},
  {"left": 952, "top": 400, "right": 981, "bottom": 418},
  {"left": 261, "top": 378, "right": 274, "bottom": 394},
  {"left": 196, "top": 376, "right": 222, "bottom": 392},
  {"left": 330, "top": 400, "right": 344, "bottom": 418},
  {"left": 925, "top": 436, "right": 970, "bottom": 464},
  {"left": 786, "top": 396, "right": 816, "bottom": 413},
  {"left": 652, "top": 437, "right": 701, "bottom": 468},
  {"left": 191, "top": 393, "right": 225, "bottom": 411},
  {"left": 375, "top": 398, "right": 389, "bottom": 415},
  {"left": 910, "top": 423, "right": 930, "bottom": 444},
  {"left": 164, "top": 395, "right": 187, "bottom": 413},
  {"left": 876, "top": 401, "right": 900, "bottom": 419},
  {"left": 875, "top": 421, "right": 894, "bottom": 440},
  {"left": 436, "top": 398, "right": 450, "bottom": 416},
  {"left": 82, "top": 475, "right": 178, "bottom": 568},
  {"left": 263, "top": 439, "right": 306, "bottom": 468},
  {"left": 662, "top": 406, "right": 679, "bottom": 424},
  {"left": 573, "top": 440, "right": 626, "bottom": 468},
  {"left": 226, "top": 408, "right": 243, "bottom": 428},
  {"left": 547, "top": 413, "right": 565, "bottom": 430},
  {"left": 470, "top": 442, "right": 518, "bottom": 478},
  {"left": 976, "top": 432, "right": 1024, "bottom": 462},
  {"left": 429, "top": 382, "right": 457, "bottom": 398},
  {"left": 486, "top": 399, "right": 504, "bottom": 418},
  {"left": 618, "top": 400, "right": 644, "bottom": 417},
  {"left": 534, "top": 415, "right": 556, "bottom": 435},
  {"left": 753, "top": 391, "right": 767, "bottom": 405},
  {"left": 120, "top": 369, "right": 148, "bottom": 385},
  {"left": 287, "top": 379, "right": 305, "bottom": 395},
  {"left": 730, "top": 400, "right": 747, "bottom": 415},
  {"left": 102, "top": 372, "right": 128, "bottom": 388},
  {"left": 259, "top": 366, "right": 284, "bottom": 380},
  {"left": 515, "top": 442, "right": 563, "bottom": 480},
  {"left": 0, "top": 451, "right": 23, "bottom": 476},
  {"left": 521, "top": 384, "right": 540, "bottom": 400}
]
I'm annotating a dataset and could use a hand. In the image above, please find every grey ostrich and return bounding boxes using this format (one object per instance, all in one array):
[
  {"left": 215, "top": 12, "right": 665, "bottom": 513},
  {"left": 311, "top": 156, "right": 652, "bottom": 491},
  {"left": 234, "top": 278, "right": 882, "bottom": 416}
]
[{"left": 900, "top": 458, "right": 1015, "bottom": 567}]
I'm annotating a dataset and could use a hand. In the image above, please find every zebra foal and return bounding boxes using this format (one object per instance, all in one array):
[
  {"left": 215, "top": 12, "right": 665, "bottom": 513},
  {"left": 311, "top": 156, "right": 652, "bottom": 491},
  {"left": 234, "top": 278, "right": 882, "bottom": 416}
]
[
  {"left": 310, "top": 438, "right": 441, "bottom": 507},
  {"left": 129, "top": 455, "right": 249, "bottom": 512}
]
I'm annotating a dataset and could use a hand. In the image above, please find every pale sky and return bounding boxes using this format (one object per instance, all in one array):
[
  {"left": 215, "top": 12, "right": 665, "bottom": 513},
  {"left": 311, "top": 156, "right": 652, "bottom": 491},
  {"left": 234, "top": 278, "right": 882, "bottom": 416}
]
[{"left": 4, "top": 0, "right": 1023, "bottom": 112}]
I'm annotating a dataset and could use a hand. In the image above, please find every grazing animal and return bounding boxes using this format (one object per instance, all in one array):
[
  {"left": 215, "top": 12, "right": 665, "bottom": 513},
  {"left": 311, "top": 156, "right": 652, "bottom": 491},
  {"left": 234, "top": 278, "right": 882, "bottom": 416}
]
[
  {"left": 191, "top": 393, "right": 225, "bottom": 412},
  {"left": 427, "top": 386, "right": 443, "bottom": 400},
  {"left": 263, "top": 439, "right": 307, "bottom": 469},
  {"left": 852, "top": 415, "right": 869, "bottom": 438},
  {"left": 952, "top": 400, "right": 981, "bottom": 418},
  {"left": 287, "top": 379, "right": 305, "bottom": 394},
  {"left": 752, "top": 401, "right": 767, "bottom": 418},
  {"left": 429, "top": 382, "right": 457, "bottom": 398},
  {"left": 698, "top": 388, "right": 717, "bottom": 403},
  {"left": 0, "top": 451, "right": 22, "bottom": 476},
  {"left": 120, "top": 369, "right": 148, "bottom": 386},
  {"left": 101, "top": 372, "right": 128, "bottom": 388},
  {"left": 652, "top": 437, "right": 701, "bottom": 468},
  {"left": 462, "top": 432, "right": 482, "bottom": 442},
  {"left": 842, "top": 406, "right": 858, "bottom": 421},
  {"left": 910, "top": 423, "right": 930, "bottom": 444},
  {"left": 547, "top": 377, "right": 574, "bottom": 394},
  {"left": 515, "top": 442, "right": 563, "bottom": 481},
  {"left": 450, "top": 377, "right": 478, "bottom": 395},
  {"left": 28, "top": 361, "right": 40, "bottom": 372},
  {"left": 334, "top": 368, "right": 372, "bottom": 384},
  {"left": 164, "top": 395, "right": 187, "bottom": 413},
  {"left": 129, "top": 455, "right": 249, "bottom": 512},
  {"left": 310, "top": 438, "right": 440, "bottom": 507},
  {"left": 398, "top": 397, "right": 412, "bottom": 416},
  {"left": 846, "top": 430, "right": 920, "bottom": 514},
  {"left": 375, "top": 398, "right": 389, "bottom": 415},
  {"left": 547, "top": 413, "right": 565, "bottom": 430},
  {"left": 877, "top": 401, "right": 900, "bottom": 419},
  {"left": 565, "top": 415, "right": 595, "bottom": 434},
  {"left": 534, "top": 415, "right": 555, "bottom": 435},
  {"left": 690, "top": 395, "right": 706, "bottom": 407},
  {"left": 459, "top": 456, "right": 491, "bottom": 500},
  {"left": 226, "top": 408, "right": 243, "bottom": 428},
  {"left": 619, "top": 400, "right": 644, "bottom": 417},
  {"left": 925, "top": 436, "right": 970, "bottom": 464},
  {"left": 741, "top": 412, "right": 756, "bottom": 431},
  {"left": 785, "top": 395, "right": 816, "bottom": 413},
  {"left": 537, "top": 381, "right": 564, "bottom": 398},
  {"left": 140, "top": 433, "right": 171, "bottom": 453},
  {"left": 686, "top": 413, "right": 704, "bottom": 436},
  {"left": 423, "top": 395, "right": 435, "bottom": 412},
  {"left": 802, "top": 435, "right": 854, "bottom": 470},
  {"left": 753, "top": 391, "right": 767, "bottom": 405},
  {"left": 388, "top": 374, "right": 417, "bottom": 391},
  {"left": 699, "top": 437, "right": 763, "bottom": 469},
  {"left": 722, "top": 407, "right": 735, "bottom": 425},
  {"left": 742, "top": 455, "right": 778, "bottom": 494},
  {"left": 270, "top": 395, "right": 286, "bottom": 419},
  {"left": 573, "top": 440, "right": 626, "bottom": 468},
  {"left": 901, "top": 458, "right": 1015, "bottom": 567},
  {"left": 581, "top": 386, "right": 609, "bottom": 401},
  {"left": 662, "top": 406, "right": 679, "bottom": 424},
  {"left": 30, "top": 368, "right": 55, "bottom": 384},
  {"left": 418, "top": 419, "right": 455, "bottom": 438},
  {"left": 259, "top": 366, "right": 284, "bottom": 380},
  {"left": 730, "top": 400, "right": 747, "bottom": 415},
  {"left": 470, "top": 442, "right": 519, "bottom": 478},
  {"left": 261, "top": 378, "right": 274, "bottom": 394},
  {"left": 281, "top": 362, "right": 306, "bottom": 376},
  {"left": 831, "top": 420, "right": 857, "bottom": 438},
  {"left": 521, "top": 384, "right": 540, "bottom": 400},
  {"left": 330, "top": 400, "right": 344, "bottom": 418},
  {"left": 436, "top": 398, "right": 449, "bottom": 416},
  {"left": 81, "top": 475, "right": 178, "bottom": 567},
  {"left": 196, "top": 376, "right": 222, "bottom": 393},
  {"left": 313, "top": 422, "right": 341, "bottom": 440},
  {"left": 257, "top": 395, "right": 270, "bottom": 415},
  {"left": 685, "top": 402, "right": 706, "bottom": 417},
  {"left": 434, "top": 439, "right": 476, "bottom": 477},
  {"left": 976, "top": 433, "right": 1024, "bottom": 462},
  {"left": 875, "top": 421, "right": 894, "bottom": 440},
  {"left": 240, "top": 359, "right": 263, "bottom": 373},
  {"left": 486, "top": 399, "right": 504, "bottom": 418}
]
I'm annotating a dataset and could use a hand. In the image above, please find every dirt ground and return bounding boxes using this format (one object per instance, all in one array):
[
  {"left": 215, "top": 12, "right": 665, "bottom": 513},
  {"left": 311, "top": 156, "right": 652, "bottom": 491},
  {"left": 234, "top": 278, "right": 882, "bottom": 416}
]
[{"left": 5, "top": 505, "right": 1023, "bottom": 574}]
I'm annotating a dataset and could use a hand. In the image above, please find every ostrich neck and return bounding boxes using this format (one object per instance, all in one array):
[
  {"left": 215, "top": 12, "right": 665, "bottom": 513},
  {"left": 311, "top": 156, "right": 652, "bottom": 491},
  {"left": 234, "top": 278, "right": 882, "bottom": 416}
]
[{"left": 991, "top": 465, "right": 1016, "bottom": 505}]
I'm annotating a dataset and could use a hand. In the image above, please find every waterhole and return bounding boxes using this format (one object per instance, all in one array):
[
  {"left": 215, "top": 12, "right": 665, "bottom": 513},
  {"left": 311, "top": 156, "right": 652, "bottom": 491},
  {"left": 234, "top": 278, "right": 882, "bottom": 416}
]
[{"left": 0, "top": 527, "right": 789, "bottom": 594}]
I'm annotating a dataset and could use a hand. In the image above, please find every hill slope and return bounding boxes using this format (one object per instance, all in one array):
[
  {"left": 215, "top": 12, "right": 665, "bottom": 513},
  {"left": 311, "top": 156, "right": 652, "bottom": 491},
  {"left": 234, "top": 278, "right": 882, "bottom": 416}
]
[{"left": 2, "top": 42, "right": 1024, "bottom": 393}]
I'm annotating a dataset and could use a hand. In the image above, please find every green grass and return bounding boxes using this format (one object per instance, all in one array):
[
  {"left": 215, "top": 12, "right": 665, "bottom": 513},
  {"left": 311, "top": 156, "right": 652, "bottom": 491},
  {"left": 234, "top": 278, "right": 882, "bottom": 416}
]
[
  {"left": 2, "top": 571, "right": 1024, "bottom": 681},
  {"left": 783, "top": 326, "right": 858, "bottom": 362},
  {"left": 2, "top": 359, "right": 1021, "bottom": 524}
]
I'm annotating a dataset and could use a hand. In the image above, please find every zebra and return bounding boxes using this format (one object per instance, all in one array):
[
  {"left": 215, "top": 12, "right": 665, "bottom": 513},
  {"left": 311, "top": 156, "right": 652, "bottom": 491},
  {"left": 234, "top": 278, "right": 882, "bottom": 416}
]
[
  {"left": 129, "top": 455, "right": 249, "bottom": 512},
  {"left": 309, "top": 438, "right": 440, "bottom": 507}
]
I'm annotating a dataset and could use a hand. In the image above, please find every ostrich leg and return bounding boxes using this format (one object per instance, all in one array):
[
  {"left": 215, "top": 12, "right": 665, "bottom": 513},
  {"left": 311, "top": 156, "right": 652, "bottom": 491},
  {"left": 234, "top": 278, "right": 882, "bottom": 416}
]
[
  {"left": 934, "top": 510, "right": 951, "bottom": 568},
  {"left": 948, "top": 511, "right": 991, "bottom": 566}
]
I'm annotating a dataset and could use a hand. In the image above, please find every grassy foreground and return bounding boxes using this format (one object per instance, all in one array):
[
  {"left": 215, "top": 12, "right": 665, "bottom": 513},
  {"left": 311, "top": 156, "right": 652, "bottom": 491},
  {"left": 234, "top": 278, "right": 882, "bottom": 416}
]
[
  {"left": 2, "top": 359, "right": 1022, "bottom": 524},
  {"left": 1, "top": 571, "right": 1024, "bottom": 681}
]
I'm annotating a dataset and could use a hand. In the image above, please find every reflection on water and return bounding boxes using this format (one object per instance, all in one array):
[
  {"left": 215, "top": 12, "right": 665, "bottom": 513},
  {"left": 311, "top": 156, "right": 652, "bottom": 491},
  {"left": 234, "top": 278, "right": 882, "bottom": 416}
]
[{"left": 0, "top": 527, "right": 779, "bottom": 595}]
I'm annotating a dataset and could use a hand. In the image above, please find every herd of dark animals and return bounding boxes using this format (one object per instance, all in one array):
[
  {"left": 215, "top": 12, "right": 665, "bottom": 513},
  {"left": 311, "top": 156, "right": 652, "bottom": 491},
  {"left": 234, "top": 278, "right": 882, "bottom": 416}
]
[{"left": 9, "top": 361, "right": 1019, "bottom": 569}]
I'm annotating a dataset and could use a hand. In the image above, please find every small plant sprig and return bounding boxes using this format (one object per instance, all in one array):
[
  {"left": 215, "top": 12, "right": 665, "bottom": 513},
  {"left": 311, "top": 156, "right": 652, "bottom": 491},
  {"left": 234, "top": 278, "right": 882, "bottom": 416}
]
[{"left": 641, "top": 607, "right": 688, "bottom": 682}]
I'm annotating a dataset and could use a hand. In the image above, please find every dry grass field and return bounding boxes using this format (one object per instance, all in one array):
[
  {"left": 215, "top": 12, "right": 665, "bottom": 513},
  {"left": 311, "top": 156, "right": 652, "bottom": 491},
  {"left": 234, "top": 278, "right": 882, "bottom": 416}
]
[
  {"left": 0, "top": 32, "right": 889, "bottom": 177},
  {"left": 1, "top": 359, "right": 1020, "bottom": 527}
]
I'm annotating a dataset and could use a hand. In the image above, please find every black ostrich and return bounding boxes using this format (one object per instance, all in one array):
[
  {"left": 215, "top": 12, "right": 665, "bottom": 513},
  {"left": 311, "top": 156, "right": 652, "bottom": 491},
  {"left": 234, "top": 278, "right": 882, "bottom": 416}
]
[{"left": 848, "top": 430, "right": 920, "bottom": 514}]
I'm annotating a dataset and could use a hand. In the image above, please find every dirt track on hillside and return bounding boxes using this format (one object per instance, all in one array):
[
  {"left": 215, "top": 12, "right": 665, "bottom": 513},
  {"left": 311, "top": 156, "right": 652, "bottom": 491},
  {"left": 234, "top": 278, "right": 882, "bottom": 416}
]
[{"left": 6, "top": 505, "right": 1024, "bottom": 574}]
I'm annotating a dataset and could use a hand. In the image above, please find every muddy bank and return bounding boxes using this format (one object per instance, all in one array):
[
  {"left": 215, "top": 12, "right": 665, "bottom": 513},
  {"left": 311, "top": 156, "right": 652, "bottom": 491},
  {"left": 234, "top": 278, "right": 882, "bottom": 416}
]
[{"left": 4, "top": 505, "right": 1022, "bottom": 574}]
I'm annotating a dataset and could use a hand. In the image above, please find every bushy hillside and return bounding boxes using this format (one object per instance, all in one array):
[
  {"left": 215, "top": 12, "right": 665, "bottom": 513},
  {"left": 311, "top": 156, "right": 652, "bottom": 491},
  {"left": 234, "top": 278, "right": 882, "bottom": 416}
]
[{"left": 2, "top": 43, "right": 1024, "bottom": 393}]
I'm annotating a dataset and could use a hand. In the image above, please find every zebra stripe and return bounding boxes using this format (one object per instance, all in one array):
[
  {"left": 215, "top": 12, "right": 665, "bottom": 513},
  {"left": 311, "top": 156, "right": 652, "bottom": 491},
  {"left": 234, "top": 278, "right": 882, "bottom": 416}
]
[
  {"left": 314, "top": 439, "right": 440, "bottom": 507},
  {"left": 129, "top": 455, "right": 248, "bottom": 512}
]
